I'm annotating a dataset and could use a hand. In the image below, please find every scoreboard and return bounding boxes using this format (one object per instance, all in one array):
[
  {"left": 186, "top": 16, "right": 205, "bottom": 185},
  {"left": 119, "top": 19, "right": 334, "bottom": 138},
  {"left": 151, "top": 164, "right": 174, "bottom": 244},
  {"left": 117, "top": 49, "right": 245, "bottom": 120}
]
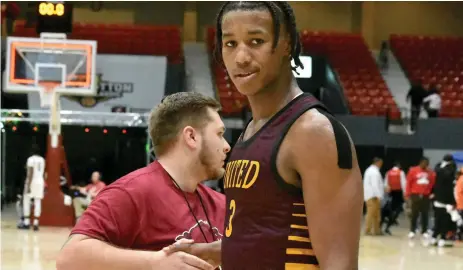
[{"left": 36, "top": 1, "right": 73, "bottom": 34}]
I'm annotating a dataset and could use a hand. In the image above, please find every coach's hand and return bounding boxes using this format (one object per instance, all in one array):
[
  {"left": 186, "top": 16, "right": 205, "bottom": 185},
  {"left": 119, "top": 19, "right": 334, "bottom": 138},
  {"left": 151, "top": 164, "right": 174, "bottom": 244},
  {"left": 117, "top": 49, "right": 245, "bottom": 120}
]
[
  {"left": 163, "top": 239, "right": 221, "bottom": 268},
  {"left": 155, "top": 242, "right": 214, "bottom": 270}
]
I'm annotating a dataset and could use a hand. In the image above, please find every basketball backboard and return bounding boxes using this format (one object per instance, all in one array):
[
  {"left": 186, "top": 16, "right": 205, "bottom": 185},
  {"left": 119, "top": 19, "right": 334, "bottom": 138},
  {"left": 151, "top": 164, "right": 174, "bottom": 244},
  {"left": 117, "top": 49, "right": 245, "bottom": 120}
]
[{"left": 3, "top": 33, "right": 97, "bottom": 107}]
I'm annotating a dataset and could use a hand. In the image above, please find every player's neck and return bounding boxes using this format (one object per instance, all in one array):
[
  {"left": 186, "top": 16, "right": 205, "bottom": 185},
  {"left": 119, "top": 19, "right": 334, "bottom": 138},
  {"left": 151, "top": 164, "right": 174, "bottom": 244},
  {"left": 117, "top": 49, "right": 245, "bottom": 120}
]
[
  {"left": 248, "top": 75, "right": 302, "bottom": 120},
  {"left": 158, "top": 155, "right": 203, "bottom": 193}
]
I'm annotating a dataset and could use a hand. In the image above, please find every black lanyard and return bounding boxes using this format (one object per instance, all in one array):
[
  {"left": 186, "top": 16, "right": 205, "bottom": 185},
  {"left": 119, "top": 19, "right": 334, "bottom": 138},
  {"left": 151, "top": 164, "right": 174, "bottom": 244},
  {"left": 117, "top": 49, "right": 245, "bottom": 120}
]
[{"left": 166, "top": 172, "right": 217, "bottom": 243}]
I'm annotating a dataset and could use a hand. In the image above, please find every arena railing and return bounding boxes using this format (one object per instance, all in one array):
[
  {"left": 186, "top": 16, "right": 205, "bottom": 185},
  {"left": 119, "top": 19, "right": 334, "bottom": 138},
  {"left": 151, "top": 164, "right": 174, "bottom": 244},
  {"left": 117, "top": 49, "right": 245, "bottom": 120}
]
[{"left": 0, "top": 109, "right": 150, "bottom": 127}]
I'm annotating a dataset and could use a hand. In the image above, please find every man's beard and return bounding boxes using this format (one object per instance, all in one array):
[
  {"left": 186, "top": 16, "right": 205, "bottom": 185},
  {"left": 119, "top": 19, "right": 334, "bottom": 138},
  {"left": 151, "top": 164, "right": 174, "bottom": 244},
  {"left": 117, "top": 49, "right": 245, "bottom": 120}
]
[{"left": 199, "top": 141, "right": 224, "bottom": 180}]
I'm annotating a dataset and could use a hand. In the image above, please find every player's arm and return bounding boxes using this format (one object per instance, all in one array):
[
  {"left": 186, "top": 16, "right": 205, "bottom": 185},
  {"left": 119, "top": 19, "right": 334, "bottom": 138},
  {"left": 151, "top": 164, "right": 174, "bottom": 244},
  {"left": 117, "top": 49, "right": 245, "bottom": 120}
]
[
  {"left": 57, "top": 234, "right": 162, "bottom": 270},
  {"left": 405, "top": 169, "right": 414, "bottom": 198},
  {"left": 384, "top": 172, "right": 390, "bottom": 192},
  {"left": 400, "top": 171, "right": 407, "bottom": 192},
  {"left": 290, "top": 111, "right": 363, "bottom": 270},
  {"left": 25, "top": 164, "right": 34, "bottom": 193},
  {"left": 57, "top": 236, "right": 213, "bottom": 270}
]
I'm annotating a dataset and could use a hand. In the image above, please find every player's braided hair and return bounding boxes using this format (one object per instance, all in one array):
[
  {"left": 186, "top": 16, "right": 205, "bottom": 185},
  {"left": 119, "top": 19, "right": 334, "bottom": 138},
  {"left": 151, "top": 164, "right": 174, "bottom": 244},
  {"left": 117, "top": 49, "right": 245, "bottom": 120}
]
[{"left": 215, "top": 1, "right": 304, "bottom": 73}]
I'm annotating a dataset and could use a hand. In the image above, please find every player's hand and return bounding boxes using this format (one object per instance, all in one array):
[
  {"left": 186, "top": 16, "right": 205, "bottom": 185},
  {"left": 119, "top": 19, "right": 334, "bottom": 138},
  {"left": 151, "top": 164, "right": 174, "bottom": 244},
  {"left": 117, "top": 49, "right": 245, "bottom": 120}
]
[
  {"left": 153, "top": 247, "right": 214, "bottom": 270},
  {"left": 163, "top": 239, "right": 221, "bottom": 268},
  {"left": 163, "top": 239, "right": 195, "bottom": 254}
]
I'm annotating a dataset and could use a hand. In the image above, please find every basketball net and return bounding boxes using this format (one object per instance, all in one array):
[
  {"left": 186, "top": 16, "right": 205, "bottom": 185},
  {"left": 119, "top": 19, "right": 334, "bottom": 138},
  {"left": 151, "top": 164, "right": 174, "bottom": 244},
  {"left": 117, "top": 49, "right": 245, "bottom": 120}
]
[{"left": 39, "top": 82, "right": 61, "bottom": 148}]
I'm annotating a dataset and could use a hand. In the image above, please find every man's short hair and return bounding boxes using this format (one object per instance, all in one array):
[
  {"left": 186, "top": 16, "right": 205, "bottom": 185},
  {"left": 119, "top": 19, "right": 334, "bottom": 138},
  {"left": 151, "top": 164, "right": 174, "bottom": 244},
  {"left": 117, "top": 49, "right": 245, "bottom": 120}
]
[
  {"left": 149, "top": 92, "right": 221, "bottom": 156},
  {"left": 420, "top": 156, "right": 429, "bottom": 163},
  {"left": 443, "top": 154, "right": 454, "bottom": 162}
]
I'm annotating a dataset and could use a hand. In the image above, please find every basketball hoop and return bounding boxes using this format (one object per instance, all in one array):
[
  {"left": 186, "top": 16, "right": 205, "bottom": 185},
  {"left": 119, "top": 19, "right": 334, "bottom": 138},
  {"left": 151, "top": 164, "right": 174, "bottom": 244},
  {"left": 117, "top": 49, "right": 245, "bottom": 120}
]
[{"left": 3, "top": 33, "right": 97, "bottom": 149}]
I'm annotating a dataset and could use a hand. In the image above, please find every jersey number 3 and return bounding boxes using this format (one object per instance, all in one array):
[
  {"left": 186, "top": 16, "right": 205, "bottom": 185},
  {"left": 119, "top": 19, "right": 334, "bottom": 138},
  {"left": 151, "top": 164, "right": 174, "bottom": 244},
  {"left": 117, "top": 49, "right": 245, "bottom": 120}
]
[{"left": 225, "top": 199, "right": 236, "bottom": 237}]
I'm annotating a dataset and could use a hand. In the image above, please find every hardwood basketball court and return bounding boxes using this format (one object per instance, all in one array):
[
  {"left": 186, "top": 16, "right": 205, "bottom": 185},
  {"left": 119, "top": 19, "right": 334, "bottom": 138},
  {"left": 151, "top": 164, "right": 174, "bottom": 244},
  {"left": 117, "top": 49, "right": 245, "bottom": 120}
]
[{"left": 1, "top": 204, "right": 462, "bottom": 270}]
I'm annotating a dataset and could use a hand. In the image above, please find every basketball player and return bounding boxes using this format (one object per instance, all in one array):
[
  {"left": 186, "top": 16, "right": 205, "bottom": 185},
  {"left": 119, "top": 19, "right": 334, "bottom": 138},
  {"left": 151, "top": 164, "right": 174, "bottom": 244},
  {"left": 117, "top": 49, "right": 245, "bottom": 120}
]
[
  {"left": 217, "top": 2, "right": 362, "bottom": 269},
  {"left": 18, "top": 144, "right": 46, "bottom": 231},
  {"left": 57, "top": 92, "right": 229, "bottom": 270}
]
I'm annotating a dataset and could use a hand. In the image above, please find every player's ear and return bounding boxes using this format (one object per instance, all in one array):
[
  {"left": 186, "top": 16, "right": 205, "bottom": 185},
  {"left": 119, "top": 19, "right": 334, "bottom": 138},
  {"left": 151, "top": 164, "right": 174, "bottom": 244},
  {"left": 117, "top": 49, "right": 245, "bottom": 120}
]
[{"left": 183, "top": 126, "right": 199, "bottom": 149}]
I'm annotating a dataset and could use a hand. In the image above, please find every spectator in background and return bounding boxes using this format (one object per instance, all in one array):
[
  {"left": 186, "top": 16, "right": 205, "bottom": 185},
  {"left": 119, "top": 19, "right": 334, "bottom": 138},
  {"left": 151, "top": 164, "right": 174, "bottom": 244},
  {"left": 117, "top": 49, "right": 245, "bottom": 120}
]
[
  {"left": 383, "top": 162, "right": 406, "bottom": 235},
  {"left": 423, "top": 84, "right": 441, "bottom": 118},
  {"left": 455, "top": 168, "right": 463, "bottom": 240},
  {"left": 363, "top": 157, "right": 384, "bottom": 236},
  {"left": 406, "top": 81, "right": 426, "bottom": 132},
  {"left": 405, "top": 157, "right": 435, "bottom": 239},
  {"left": 378, "top": 41, "right": 389, "bottom": 73},
  {"left": 70, "top": 171, "right": 106, "bottom": 222},
  {"left": 431, "top": 154, "right": 457, "bottom": 247}
]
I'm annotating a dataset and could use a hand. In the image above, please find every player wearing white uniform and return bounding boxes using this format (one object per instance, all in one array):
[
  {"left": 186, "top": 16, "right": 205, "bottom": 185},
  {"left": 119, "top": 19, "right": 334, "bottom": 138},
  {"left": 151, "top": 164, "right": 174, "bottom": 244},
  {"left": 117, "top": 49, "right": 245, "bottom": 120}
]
[{"left": 19, "top": 145, "right": 46, "bottom": 231}]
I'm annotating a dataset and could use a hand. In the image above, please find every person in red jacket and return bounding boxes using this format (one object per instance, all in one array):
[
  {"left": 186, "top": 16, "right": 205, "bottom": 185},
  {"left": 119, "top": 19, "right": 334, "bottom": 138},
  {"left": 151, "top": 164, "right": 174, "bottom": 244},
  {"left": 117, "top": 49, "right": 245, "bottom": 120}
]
[
  {"left": 456, "top": 168, "right": 463, "bottom": 241},
  {"left": 405, "top": 157, "right": 435, "bottom": 239},
  {"left": 383, "top": 162, "right": 407, "bottom": 234}
]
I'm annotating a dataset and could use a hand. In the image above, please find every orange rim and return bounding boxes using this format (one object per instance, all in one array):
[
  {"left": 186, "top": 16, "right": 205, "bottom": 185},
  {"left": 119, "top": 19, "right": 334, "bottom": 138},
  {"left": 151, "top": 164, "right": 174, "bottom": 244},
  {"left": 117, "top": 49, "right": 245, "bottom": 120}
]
[{"left": 9, "top": 41, "right": 93, "bottom": 88}]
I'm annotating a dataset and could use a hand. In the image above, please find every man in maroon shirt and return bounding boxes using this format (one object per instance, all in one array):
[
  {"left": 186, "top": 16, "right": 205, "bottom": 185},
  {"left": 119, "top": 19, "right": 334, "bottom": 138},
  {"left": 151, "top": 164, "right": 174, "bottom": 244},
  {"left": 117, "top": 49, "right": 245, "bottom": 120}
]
[{"left": 57, "top": 92, "right": 230, "bottom": 270}]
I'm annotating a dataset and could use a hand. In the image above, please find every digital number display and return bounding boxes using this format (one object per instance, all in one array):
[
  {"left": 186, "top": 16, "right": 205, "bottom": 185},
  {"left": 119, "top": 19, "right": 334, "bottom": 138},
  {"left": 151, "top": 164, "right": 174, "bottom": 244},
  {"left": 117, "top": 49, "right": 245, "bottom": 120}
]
[
  {"left": 36, "top": 2, "right": 73, "bottom": 34},
  {"left": 38, "top": 2, "right": 65, "bottom": 16}
]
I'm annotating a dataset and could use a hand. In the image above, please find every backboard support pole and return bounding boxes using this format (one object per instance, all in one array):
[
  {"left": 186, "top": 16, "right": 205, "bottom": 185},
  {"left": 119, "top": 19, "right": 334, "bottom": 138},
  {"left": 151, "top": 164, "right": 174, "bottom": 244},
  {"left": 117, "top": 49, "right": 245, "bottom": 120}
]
[{"left": 3, "top": 34, "right": 97, "bottom": 227}]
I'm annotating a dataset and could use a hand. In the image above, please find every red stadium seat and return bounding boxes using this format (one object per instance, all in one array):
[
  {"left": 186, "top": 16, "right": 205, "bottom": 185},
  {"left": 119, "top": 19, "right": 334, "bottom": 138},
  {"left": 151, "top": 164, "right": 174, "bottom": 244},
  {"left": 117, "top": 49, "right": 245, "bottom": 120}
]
[
  {"left": 390, "top": 34, "right": 463, "bottom": 118},
  {"left": 299, "top": 31, "right": 399, "bottom": 117},
  {"left": 14, "top": 21, "right": 184, "bottom": 63}
]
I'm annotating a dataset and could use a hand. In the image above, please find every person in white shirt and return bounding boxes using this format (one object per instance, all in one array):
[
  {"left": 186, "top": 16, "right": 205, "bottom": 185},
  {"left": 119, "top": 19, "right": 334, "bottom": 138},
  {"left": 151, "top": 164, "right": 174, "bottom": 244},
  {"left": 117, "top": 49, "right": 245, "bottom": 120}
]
[
  {"left": 18, "top": 144, "right": 46, "bottom": 231},
  {"left": 363, "top": 157, "right": 384, "bottom": 235},
  {"left": 423, "top": 86, "right": 441, "bottom": 118}
]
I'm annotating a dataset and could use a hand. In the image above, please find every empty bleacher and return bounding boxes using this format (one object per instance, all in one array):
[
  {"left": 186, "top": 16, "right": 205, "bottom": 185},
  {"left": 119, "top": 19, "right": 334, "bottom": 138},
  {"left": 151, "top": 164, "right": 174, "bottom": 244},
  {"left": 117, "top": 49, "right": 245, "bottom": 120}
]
[
  {"left": 13, "top": 20, "right": 183, "bottom": 64},
  {"left": 390, "top": 35, "right": 463, "bottom": 118},
  {"left": 300, "top": 31, "right": 401, "bottom": 119}
]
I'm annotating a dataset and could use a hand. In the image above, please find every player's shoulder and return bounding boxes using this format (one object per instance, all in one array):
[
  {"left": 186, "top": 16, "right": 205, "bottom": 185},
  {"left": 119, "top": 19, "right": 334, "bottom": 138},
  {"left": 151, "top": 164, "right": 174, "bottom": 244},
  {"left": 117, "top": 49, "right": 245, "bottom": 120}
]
[
  {"left": 286, "top": 108, "right": 353, "bottom": 169},
  {"left": 365, "top": 165, "right": 378, "bottom": 175},
  {"left": 288, "top": 108, "right": 347, "bottom": 150},
  {"left": 294, "top": 108, "right": 346, "bottom": 137}
]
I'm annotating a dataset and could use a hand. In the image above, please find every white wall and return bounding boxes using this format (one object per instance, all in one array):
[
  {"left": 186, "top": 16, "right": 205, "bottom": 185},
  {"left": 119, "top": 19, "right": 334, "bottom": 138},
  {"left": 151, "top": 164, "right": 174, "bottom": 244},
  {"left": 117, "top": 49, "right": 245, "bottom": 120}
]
[
  {"left": 423, "top": 149, "right": 462, "bottom": 169},
  {"left": 28, "top": 54, "right": 167, "bottom": 113}
]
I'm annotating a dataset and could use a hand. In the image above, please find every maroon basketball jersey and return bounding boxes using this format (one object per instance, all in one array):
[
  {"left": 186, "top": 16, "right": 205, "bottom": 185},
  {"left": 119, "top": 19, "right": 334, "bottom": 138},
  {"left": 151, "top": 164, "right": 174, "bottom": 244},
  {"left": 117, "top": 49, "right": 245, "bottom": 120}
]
[{"left": 222, "top": 94, "right": 327, "bottom": 270}]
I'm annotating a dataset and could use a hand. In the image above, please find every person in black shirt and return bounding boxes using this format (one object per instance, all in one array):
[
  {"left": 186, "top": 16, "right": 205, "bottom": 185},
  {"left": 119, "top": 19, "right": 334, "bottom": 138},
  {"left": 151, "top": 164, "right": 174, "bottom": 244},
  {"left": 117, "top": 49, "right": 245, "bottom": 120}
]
[
  {"left": 406, "top": 81, "right": 426, "bottom": 132},
  {"left": 431, "top": 154, "right": 457, "bottom": 247}
]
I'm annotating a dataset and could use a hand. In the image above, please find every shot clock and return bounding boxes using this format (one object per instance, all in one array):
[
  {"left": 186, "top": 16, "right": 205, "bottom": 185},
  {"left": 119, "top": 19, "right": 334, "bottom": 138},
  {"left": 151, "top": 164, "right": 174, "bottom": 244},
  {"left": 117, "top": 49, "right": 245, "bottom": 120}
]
[
  {"left": 38, "top": 2, "right": 65, "bottom": 16},
  {"left": 36, "top": 1, "right": 73, "bottom": 34}
]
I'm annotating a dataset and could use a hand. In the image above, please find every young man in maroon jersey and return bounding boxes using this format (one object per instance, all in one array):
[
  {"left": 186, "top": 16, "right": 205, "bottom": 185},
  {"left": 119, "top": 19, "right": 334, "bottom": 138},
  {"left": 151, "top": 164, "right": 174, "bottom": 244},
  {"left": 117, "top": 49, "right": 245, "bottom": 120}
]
[
  {"left": 56, "top": 92, "right": 230, "bottom": 270},
  {"left": 171, "top": 2, "right": 363, "bottom": 269}
]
